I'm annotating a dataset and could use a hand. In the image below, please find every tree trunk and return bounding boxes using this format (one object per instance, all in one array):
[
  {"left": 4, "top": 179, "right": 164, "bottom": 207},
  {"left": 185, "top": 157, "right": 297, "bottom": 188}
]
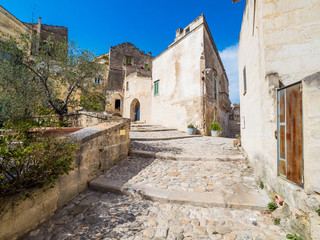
[{"left": 58, "top": 113, "right": 64, "bottom": 126}]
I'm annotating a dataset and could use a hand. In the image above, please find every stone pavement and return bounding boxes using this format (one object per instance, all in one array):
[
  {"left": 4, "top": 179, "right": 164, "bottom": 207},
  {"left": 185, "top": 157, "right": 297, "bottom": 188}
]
[{"left": 23, "top": 124, "right": 288, "bottom": 239}]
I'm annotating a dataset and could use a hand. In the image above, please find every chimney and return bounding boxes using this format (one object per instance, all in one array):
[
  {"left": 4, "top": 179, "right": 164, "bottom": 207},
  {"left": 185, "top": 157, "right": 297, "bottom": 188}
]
[
  {"left": 37, "top": 17, "right": 42, "bottom": 35},
  {"left": 148, "top": 52, "right": 152, "bottom": 56},
  {"left": 176, "top": 28, "right": 183, "bottom": 37}
]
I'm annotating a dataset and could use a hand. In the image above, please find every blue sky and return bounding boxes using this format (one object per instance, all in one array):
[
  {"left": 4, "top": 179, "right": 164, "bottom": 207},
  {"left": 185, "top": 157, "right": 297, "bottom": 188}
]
[{"left": 1, "top": 0, "right": 245, "bottom": 103}]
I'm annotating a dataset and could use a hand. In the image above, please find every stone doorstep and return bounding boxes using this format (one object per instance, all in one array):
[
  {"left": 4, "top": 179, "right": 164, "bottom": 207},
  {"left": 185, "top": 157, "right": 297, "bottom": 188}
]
[
  {"left": 89, "top": 177, "right": 269, "bottom": 211},
  {"left": 130, "top": 135, "right": 203, "bottom": 141},
  {"left": 130, "top": 128, "right": 178, "bottom": 132},
  {"left": 129, "top": 150, "right": 246, "bottom": 162}
]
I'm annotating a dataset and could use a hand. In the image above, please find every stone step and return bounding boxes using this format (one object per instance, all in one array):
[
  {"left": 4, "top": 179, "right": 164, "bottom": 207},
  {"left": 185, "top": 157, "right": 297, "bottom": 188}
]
[
  {"left": 131, "top": 127, "right": 178, "bottom": 132},
  {"left": 130, "top": 131, "right": 202, "bottom": 141},
  {"left": 89, "top": 177, "right": 269, "bottom": 211},
  {"left": 129, "top": 150, "right": 246, "bottom": 162}
]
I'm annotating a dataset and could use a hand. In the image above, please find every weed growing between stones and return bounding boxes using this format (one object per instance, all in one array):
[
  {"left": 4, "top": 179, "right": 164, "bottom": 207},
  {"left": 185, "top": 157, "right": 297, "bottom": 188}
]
[
  {"left": 274, "top": 218, "right": 280, "bottom": 225},
  {"left": 268, "top": 202, "right": 278, "bottom": 212},
  {"left": 259, "top": 181, "right": 264, "bottom": 189},
  {"left": 286, "top": 233, "right": 303, "bottom": 240}
]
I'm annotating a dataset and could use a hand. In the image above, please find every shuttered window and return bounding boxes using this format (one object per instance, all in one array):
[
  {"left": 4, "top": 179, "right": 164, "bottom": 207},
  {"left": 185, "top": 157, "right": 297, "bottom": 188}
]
[{"left": 154, "top": 80, "right": 159, "bottom": 96}]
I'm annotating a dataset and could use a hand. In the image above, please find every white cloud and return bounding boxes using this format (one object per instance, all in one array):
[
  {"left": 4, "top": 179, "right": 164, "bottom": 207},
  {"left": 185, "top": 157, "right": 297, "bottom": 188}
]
[{"left": 219, "top": 43, "right": 239, "bottom": 104}]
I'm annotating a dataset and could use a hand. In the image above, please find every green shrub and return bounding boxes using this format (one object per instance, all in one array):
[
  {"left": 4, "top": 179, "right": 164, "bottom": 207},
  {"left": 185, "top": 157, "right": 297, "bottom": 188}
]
[
  {"left": 187, "top": 124, "right": 195, "bottom": 128},
  {"left": 274, "top": 218, "right": 280, "bottom": 225},
  {"left": 286, "top": 234, "right": 303, "bottom": 240},
  {"left": 0, "top": 131, "right": 77, "bottom": 197},
  {"left": 210, "top": 121, "right": 222, "bottom": 131},
  {"left": 268, "top": 202, "right": 278, "bottom": 212},
  {"left": 259, "top": 181, "right": 264, "bottom": 189}
]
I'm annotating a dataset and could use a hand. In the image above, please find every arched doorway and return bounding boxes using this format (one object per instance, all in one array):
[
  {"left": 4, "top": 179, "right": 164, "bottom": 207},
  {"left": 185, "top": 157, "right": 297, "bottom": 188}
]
[{"left": 130, "top": 99, "right": 140, "bottom": 121}]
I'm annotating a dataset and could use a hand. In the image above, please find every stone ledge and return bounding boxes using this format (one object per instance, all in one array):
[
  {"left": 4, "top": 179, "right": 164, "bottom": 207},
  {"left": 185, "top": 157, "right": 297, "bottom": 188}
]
[
  {"left": 130, "top": 135, "right": 202, "bottom": 141},
  {"left": 89, "top": 177, "right": 269, "bottom": 211},
  {"left": 129, "top": 150, "right": 246, "bottom": 162}
]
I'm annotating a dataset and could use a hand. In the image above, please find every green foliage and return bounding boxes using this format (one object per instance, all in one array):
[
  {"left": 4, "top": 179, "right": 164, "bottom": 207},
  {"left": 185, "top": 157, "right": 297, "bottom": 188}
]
[
  {"left": 0, "top": 32, "right": 104, "bottom": 125},
  {"left": 0, "top": 127, "right": 77, "bottom": 197},
  {"left": 80, "top": 92, "right": 105, "bottom": 112},
  {"left": 235, "top": 134, "right": 241, "bottom": 138},
  {"left": 187, "top": 124, "right": 195, "bottom": 128},
  {"left": 213, "top": 232, "right": 219, "bottom": 235},
  {"left": 210, "top": 121, "right": 222, "bottom": 131},
  {"left": 259, "top": 181, "right": 264, "bottom": 189},
  {"left": 286, "top": 234, "right": 303, "bottom": 240},
  {"left": 316, "top": 205, "right": 320, "bottom": 214},
  {"left": 274, "top": 218, "right": 280, "bottom": 225},
  {"left": 268, "top": 202, "right": 278, "bottom": 212}
]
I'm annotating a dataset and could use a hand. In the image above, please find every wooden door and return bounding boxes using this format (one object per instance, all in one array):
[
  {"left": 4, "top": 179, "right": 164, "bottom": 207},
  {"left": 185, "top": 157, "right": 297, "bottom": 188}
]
[{"left": 277, "top": 82, "right": 303, "bottom": 186}]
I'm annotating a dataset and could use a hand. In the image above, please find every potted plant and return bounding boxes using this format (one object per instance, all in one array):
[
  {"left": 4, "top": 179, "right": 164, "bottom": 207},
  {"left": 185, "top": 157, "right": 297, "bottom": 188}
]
[
  {"left": 210, "top": 121, "right": 222, "bottom": 137},
  {"left": 187, "top": 124, "right": 196, "bottom": 135}
]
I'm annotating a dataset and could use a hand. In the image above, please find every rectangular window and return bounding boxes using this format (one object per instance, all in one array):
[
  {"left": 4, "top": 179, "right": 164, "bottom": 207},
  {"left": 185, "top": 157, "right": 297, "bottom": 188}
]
[
  {"left": 126, "top": 56, "right": 132, "bottom": 65},
  {"left": 243, "top": 66, "right": 247, "bottom": 94},
  {"left": 214, "top": 76, "right": 217, "bottom": 100},
  {"left": 94, "top": 78, "right": 100, "bottom": 84},
  {"left": 154, "top": 80, "right": 159, "bottom": 96},
  {"left": 126, "top": 81, "right": 129, "bottom": 91}
]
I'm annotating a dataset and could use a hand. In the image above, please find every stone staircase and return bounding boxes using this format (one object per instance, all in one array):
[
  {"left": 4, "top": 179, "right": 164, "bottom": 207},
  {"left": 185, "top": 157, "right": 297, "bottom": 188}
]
[
  {"left": 130, "top": 123, "right": 202, "bottom": 141},
  {"left": 227, "top": 119, "right": 240, "bottom": 138}
]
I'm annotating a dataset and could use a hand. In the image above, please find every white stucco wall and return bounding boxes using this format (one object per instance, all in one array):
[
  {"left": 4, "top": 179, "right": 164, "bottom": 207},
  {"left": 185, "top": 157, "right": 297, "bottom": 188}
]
[
  {"left": 123, "top": 73, "right": 152, "bottom": 123},
  {"left": 238, "top": 0, "right": 320, "bottom": 238},
  {"left": 151, "top": 25, "right": 204, "bottom": 132}
]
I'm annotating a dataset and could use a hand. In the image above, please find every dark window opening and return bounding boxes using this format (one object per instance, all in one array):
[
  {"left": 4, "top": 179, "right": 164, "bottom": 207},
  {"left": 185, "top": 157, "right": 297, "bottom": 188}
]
[
  {"left": 115, "top": 99, "right": 121, "bottom": 111},
  {"left": 185, "top": 28, "right": 190, "bottom": 34},
  {"left": 214, "top": 76, "right": 217, "bottom": 100},
  {"left": 126, "top": 82, "right": 129, "bottom": 91},
  {"left": 94, "top": 78, "right": 100, "bottom": 84}
]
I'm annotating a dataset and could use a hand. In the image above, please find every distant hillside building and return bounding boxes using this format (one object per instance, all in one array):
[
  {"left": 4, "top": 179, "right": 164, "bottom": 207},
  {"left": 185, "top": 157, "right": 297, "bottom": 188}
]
[{"left": 99, "top": 15, "right": 231, "bottom": 136}]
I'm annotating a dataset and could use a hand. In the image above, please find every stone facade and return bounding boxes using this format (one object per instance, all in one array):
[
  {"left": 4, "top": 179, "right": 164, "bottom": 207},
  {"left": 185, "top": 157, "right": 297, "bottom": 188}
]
[
  {"left": 0, "top": 120, "right": 130, "bottom": 240},
  {"left": 151, "top": 15, "right": 230, "bottom": 135},
  {"left": 120, "top": 15, "right": 230, "bottom": 136},
  {"left": 238, "top": 0, "right": 320, "bottom": 238},
  {"left": 97, "top": 43, "right": 153, "bottom": 116},
  {"left": 0, "top": 5, "right": 29, "bottom": 41}
]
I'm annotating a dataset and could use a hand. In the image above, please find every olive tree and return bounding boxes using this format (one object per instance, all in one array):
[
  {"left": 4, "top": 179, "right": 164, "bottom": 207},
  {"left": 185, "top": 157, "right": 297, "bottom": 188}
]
[{"left": 0, "top": 33, "right": 103, "bottom": 125}]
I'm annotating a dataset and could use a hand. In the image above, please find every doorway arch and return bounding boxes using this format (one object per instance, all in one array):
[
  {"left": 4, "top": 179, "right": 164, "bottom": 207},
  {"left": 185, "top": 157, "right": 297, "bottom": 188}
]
[{"left": 130, "top": 99, "right": 140, "bottom": 121}]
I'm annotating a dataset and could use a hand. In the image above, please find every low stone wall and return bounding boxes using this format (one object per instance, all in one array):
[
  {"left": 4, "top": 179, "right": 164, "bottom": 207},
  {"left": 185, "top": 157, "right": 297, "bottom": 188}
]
[
  {"left": 0, "top": 119, "right": 130, "bottom": 240},
  {"left": 66, "top": 111, "right": 110, "bottom": 127}
]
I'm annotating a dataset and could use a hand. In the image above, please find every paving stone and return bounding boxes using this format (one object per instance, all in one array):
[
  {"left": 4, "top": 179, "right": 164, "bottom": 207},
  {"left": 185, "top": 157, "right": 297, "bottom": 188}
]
[{"left": 22, "top": 129, "right": 289, "bottom": 240}]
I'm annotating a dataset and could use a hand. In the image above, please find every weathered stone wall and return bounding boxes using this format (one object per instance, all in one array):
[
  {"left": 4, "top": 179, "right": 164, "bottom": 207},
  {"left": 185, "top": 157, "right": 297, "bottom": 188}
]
[
  {"left": 238, "top": 0, "right": 320, "bottom": 238},
  {"left": 123, "top": 72, "right": 152, "bottom": 123},
  {"left": 0, "top": 6, "right": 29, "bottom": 41},
  {"left": 203, "top": 24, "right": 230, "bottom": 136},
  {"left": 66, "top": 111, "right": 109, "bottom": 127},
  {"left": 0, "top": 120, "right": 130, "bottom": 240}
]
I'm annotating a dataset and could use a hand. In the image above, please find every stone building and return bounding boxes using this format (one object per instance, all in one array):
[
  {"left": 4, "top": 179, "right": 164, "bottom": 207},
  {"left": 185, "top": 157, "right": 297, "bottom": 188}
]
[
  {"left": 96, "top": 43, "right": 153, "bottom": 117},
  {"left": 150, "top": 15, "right": 231, "bottom": 135},
  {"left": 0, "top": 5, "right": 68, "bottom": 48},
  {"left": 236, "top": 0, "right": 320, "bottom": 238},
  {"left": 100, "top": 15, "right": 231, "bottom": 135},
  {"left": 0, "top": 5, "right": 29, "bottom": 41}
]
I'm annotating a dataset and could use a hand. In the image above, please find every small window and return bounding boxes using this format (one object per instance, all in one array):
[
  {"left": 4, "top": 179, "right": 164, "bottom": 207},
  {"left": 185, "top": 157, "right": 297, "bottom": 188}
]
[
  {"left": 243, "top": 66, "right": 247, "bottom": 94},
  {"left": 126, "top": 56, "right": 132, "bottom": 65},
  {"left": 94, "top": 78, "right": 100, "bottom": 84},
  {"left": 154, "top": 80, "right": 159, "bottom": 96},
  {"left": 185, "top": 28, "right": 190, "bottom": 34},
  {"left": 126, "top": 81, "right": 129, "bottom": 91}
]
